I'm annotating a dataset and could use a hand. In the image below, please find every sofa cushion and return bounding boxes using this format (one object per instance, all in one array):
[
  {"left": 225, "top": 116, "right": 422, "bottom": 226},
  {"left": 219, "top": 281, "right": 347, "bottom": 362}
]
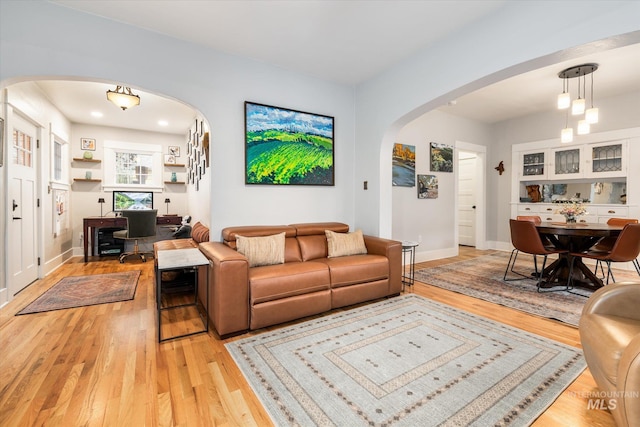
[
  {"left": 316, "top": 254, "right": 388, "bottom": 288},
  {"left": 249, "top": 261, "right": 331, "bottom": 305},
  {"left": 580, "top": 313, "right": 640, "bottom": 386},
  {"left": 222, "top": 225, "right": 302, "bottom": 262},
  {"left": 325, "top": 229, "right": 367, "bottom": 258},
  {"left": 236, "top": 232, "right": 286, "bottom": 267},
  {"left": 297, "top": 235, "right": 328, "bottom": 261}
]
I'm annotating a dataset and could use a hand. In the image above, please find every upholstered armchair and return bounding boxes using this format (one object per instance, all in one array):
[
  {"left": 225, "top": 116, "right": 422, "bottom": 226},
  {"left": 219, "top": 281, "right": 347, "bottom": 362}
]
[{"left": 579, "top": 282, "right": 640, "bottom": 427}]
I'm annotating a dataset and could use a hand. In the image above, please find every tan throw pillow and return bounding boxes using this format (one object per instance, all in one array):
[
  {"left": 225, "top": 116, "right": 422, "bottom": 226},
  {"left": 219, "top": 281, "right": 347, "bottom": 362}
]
[
  {"left": 325, "top": 229, "right": 367, "bottom": 258},
  {"left": 236, "top": 232, "right": 286, "bottom": 267}
]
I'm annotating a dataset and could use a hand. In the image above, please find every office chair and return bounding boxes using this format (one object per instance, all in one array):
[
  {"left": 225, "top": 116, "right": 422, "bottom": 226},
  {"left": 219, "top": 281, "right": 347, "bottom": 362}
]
[{"left": 113, "top": 209, "right": 158, "bottom": 263}]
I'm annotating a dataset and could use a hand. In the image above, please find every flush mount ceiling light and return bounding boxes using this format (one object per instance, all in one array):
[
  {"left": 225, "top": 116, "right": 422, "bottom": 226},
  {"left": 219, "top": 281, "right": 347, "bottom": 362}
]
[
  {"left": 106, "top": 85, "right": 140, "bottom": 110},
  {"left": 557, "top": 63, "right": 598, "bottom": 143}
]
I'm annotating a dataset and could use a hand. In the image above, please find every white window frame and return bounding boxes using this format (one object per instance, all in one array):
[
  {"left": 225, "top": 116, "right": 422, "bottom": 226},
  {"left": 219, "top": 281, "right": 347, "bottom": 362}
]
[
  {"left": 103, "top": 140, "right": 163, "bottom": 192},
  {"left": 50, "top": 133, "right": 69, "bottom": 186}
]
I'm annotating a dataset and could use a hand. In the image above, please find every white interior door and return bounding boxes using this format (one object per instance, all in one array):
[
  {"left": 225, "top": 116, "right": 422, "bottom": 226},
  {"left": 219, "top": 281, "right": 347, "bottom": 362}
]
[
  {"left": 458, "top": 152, "right": 477, "bottom": 247},
  {"left": 8, "top": 113, "right": 39, "bottom": 295}
]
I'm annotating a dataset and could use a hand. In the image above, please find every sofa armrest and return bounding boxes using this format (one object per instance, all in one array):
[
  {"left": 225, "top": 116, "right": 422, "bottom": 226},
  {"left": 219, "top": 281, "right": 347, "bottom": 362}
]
[
  {"left": 582, "top": 282, "right": 640, "bottom": 321},
  {"left": 199, "top": 242, "right": 250, "bottom": 337},
  {"left": 364, "top": 235, "right": 403, "bottom": 295}
]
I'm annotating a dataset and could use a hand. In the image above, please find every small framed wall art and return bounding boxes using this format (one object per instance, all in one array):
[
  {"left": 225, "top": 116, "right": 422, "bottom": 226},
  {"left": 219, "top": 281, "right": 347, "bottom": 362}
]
[{"left": 81, "top": 138, "right": 96, "bottom": 151}]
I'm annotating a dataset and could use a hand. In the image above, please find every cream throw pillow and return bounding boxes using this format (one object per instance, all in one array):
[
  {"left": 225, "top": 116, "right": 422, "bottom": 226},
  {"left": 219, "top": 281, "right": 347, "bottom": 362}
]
[
  {"left": 325, "top": 229, "right": 367, "bottom": 258},
  {"left": 236, "top": 232, "right": 286, "bottom": 267}
]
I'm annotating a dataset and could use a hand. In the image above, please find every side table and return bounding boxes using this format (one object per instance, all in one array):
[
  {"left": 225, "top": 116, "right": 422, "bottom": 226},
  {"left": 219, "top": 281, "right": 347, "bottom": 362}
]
[
  {"left": 401, "top": 241, "right": 419, "bottom": 291},
  {"left": 156, "top": 248, "right": 210, "bottom": 342}
]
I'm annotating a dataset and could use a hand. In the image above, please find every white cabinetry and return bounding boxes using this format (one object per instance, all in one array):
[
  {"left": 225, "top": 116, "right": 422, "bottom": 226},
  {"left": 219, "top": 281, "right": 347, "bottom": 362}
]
[
  {"left": 549, "top": 146, "right": 584, "bottom": 180},
  {"left": 585, "top": 140, "right": 627, "bottom": 178}
]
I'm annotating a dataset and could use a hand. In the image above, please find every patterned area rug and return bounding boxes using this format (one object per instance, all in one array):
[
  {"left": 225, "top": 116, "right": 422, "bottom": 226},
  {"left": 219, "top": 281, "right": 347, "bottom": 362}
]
[
  {"left": 414, "top": 252, "right": 638, "bottom": 327},
  {"left": 16, "top": 271, "right": 140, "bottom": 315},
  {"left": 227, "top": 294, "right": 585, "bottom": 426}
]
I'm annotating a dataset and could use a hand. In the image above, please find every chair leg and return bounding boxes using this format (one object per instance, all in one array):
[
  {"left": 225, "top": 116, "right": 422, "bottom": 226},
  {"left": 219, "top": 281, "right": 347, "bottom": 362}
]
[
  {"left": 605, "top": 260, "right": 614, "bottom": 285},
  {"left": 633, "top": 259, "right": 640, "bottom": 276},
  {"left": 503, "top": 250, "right": 531, "bottom": 281}
]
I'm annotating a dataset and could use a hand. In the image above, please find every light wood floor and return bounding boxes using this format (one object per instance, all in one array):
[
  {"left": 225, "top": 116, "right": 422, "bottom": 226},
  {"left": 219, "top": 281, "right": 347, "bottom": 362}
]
[{"left": 0, "top": 247, "right": 615, "bottom": 426}]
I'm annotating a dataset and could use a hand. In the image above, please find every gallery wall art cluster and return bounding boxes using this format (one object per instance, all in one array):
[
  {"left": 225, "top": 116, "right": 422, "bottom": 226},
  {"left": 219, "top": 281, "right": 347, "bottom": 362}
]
[
  {"left": 392, "top": 142, "right": 453, "bottom": 198},
  {"left": 186, "top": 119, "right": 208, "bottom": 191}
]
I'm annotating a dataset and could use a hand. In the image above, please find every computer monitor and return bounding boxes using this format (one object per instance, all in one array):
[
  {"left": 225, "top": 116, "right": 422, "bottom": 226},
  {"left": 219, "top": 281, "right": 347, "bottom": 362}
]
[{"left": 113, "top": 191, "right": 154, "bottom": 211}]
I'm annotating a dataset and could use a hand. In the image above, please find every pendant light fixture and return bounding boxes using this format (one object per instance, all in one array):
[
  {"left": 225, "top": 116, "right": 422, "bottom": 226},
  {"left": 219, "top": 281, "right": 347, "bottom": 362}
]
[
  {"left": 106, "top": 85, "right": 141, "bottom": 110},
  {"left": 557, "top": 63, "right": 598, "bottom": 142}
]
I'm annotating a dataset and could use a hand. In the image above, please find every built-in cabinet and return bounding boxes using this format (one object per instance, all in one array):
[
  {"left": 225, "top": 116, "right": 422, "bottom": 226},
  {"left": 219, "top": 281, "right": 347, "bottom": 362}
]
[
  {"left": 511, "top": 131, "right": 639, "bottom": 225},
  {"left": 517, "top": 140, "right": 627, "bottom": 181}
]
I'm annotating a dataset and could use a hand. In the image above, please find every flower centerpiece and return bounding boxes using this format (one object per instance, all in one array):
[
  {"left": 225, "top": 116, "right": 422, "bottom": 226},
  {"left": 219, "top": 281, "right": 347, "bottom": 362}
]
[{"left": 557, "top": 202, "right": 588, "bottom": 224}]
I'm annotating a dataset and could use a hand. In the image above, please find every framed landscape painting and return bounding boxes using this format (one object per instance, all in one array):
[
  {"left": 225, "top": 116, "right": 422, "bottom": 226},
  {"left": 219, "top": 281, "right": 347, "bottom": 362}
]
[
  {"left": 245, "top": 102, "right": 334, "bottom": 185},
  {"left": 430, "top": 142, "right": 453, "bottom": 172}
]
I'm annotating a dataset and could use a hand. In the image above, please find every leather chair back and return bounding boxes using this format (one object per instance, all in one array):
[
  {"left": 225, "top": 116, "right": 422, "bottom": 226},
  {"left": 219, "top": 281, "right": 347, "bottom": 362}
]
[
  {"left": 609, "top": 223, "right": 640, "bottom": 262},
  {"left": 607, "top": 217, "right": 638, "bottom": 226},
  {"left": 516, "top": 215, "right": 542, "bottom": 225},
  {"left": 121, "top": 209, "right": 157, "bottom": 238},
  {"left": 509, "top": 219, "right": 548, "bottom": 255}
]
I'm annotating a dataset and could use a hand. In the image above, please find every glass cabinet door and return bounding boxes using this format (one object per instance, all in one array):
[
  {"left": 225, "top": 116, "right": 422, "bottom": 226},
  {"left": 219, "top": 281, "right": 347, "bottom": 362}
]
[
  {"left": 589, "top": 141, "right": 625, "bottom": 177},
  {"left": 550, "top": 147, "right": 582, "bottom": 178},
  {"left": 521, "top": 151, "right": 545, "bottom": 178}
]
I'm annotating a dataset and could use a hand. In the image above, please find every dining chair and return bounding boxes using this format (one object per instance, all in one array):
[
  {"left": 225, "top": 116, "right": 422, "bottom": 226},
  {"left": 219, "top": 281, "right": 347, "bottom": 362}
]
[
  {"left": 514, "top": 215, "right": 553, "bottom": 277},
  {"left": 569, "top": 223, "right": 640, "bottom": 285},
  {"left": 113, "top": 209, "right": 158, "bottom": 263},
  {"left": 592, "top": 218, "right": 639, "bottom": 279},
  {"left": 504, "top": 219, "right": 569, "bottom": 292}
]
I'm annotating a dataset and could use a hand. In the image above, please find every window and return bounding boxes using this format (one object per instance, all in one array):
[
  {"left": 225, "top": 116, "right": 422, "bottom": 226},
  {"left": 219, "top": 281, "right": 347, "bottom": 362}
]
[
  {"left": 12, "top": 128, "right": 33, "bottom": 167},
  {"left": 103, "top": 140, "right": 162, "bottom": 191}
]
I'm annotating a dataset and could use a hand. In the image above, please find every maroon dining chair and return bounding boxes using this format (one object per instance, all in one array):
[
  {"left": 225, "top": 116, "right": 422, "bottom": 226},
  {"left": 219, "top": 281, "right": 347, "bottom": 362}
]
[
  {"left": 504, "top": 219, "right": 569, "bottom": 292},
  {"left": 569, "top": 223, "right": 640, "bottom": 285},
  {"left": 591, "top": 218, "right": 640, "bottom": 279}
]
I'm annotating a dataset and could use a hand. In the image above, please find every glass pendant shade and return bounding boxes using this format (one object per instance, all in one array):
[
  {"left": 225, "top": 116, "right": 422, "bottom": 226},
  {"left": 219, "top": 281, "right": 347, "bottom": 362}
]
[
  {"left": 557, "top": 92, "right": 570, "bottom": 109},
  {"left": 585, "top": 107, "right": 599, "bottom": 124},
  {"left": 561, "top": 127, "right": 574, "bottom": 143},
  {"left": 571, "top": 98, "right": 585, "bottom": 115},
  {"left": 106, "top": 86, "right": 140, "bottom": 110},
  {"left": 577, "top": 120, "right": 590, "bottom": 135}
]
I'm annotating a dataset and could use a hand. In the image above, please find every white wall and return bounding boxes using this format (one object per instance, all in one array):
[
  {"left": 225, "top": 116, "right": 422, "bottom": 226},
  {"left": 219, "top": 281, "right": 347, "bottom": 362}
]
[
  {"left": 393, "top": 110, "right": 492, "bottom": 260},
  {"left": 0, "top": 1, "right": 357, "bottom": 243},
  {"left": 354, "top": 1, "right": 640, "bottom": 238}
]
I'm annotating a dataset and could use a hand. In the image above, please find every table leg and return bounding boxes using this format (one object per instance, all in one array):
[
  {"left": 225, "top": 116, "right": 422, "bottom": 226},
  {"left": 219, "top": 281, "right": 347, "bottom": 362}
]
[{"left": 83, "top": 223, "right": 90, "bottom": 262}]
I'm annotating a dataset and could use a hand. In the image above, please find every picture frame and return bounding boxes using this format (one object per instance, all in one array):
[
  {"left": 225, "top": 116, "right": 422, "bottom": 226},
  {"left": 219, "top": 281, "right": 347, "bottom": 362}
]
[
  {"left": 81, "top": 138, "right": 96, "bottom": 151},
  {"left": 417, "top": 174, "right": 438, "bottom": 199},
  {"left": 245, "top": 101, "right": 334, "bottom": 186},
  {"left": 430, "top": 142, "right": 453, "bottom": 172},
  {"left": 164, "top": 154, "right": 176, "bottom": 164},
  {"left": 392, "top": 143, "right": 416, "bottom": 187},
  {"left": 168, "top": 146, "right": 180, "bottom": 157}
]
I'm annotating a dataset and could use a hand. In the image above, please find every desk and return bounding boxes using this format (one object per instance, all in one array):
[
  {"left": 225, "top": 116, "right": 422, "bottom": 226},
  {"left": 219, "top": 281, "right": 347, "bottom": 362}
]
[
  {"left": 83, "top": 215, "right": 182, "bottom": 262},
  {"left": 156, "top": 248, "right": 209, "bottom": 342},
  {"left": 535, "top": 222, "right": 623, "bottom": 289}
]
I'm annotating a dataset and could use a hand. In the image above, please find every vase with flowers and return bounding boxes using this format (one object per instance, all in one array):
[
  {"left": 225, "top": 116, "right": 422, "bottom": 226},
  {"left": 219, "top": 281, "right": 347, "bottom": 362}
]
[{"left": 557, "top": 202, "right": 588, "bottom": 224}]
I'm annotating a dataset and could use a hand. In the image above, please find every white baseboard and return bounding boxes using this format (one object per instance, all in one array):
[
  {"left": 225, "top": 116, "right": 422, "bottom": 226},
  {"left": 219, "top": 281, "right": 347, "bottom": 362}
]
[
  {"left": 43, "top": 249, "right": 75, "bottom": 276},
  {"left": 413, "top": 247, "right": 459, "bottom": 264}
]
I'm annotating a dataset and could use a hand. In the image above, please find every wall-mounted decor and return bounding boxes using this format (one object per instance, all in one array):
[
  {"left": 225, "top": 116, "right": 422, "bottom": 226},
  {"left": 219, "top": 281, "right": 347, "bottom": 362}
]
[
  {"left": 164, "top": 154, "right": 176, "bottom": 164},
  {"left": 245, "top": 101, "right": 334, "bottom": 185},
  {"left": 430, "top": 142, "right": 453, "bottom": 172},
  {"left": 168, "top": 146, "right": 180, "bottom": 157},
  {"left": 417, "top": 174, "right": 438, "bottom": 199},
  {"left": 81, "top": 138, "right": 96, "bottom": 151},
  {"left": 392, "top": 143, "right": 415, "bottom": 187},
  {"left": 185, "top": 118, "right": 209, "bottom": 190}
]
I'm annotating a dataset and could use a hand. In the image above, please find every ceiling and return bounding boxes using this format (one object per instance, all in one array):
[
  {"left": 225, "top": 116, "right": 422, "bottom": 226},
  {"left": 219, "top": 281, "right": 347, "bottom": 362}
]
[{"left": 34, "top": 1, "right": 640, "bottom": 133}]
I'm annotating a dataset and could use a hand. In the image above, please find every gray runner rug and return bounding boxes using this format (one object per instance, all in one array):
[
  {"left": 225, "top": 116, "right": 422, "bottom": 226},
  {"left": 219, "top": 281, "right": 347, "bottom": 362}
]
[{"left": 226, "top": 294, "right": 585, "bottom": 426}]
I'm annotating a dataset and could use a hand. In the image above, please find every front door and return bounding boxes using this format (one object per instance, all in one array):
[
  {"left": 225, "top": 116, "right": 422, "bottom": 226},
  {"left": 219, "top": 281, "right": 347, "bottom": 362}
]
[{"left": 8, "top": 113, "right": 39, "bottom": 295}]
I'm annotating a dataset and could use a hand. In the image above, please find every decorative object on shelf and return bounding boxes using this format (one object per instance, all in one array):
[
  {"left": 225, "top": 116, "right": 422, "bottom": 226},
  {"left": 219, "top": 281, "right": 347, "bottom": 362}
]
[
  {"left": 556, "top": 202, "right": 588, "bottom": 224},
  {"left": 245, "top": 102, "right": 334, "bottom": 186},
  {"left": 85, "top": 171, "right": 92, "bottom": 180},
  {"left": 81, "top": 138, "right": 96, "bottom": 151},
  {"left": 417, "top": 174, "right": 438, "bottom": 199},
  {"left": 392, "top": 143, "right": 416, "bottom": 187},
  {"left": 98, "top": 197, "right": 105, "bottom": 217},
  {"left": 106, "top": 85, "right": 140, "bottom": 110},
  {"left": 495, "top": 161, "right": 505, "bottom": 175},
  {"left": 430, "top": 142, "right": 453, "bottom": 172},
  {"left": 526, "top": 185, "right": 542, "bottom": 202},
  {"left": 557, "top": 63, "right": 599, "bottom": 143},
  {"left": 168, "top": 146, "right": 180, "bottom": 157},
  {"left": 83, "top": 150, "right": 93, "bottom": 160},
  {"left": 170, "top": 172, "right": 177, "bottom": 182},
  {"left": 164, "top": 198, "right": 171, "bottom": 215}
]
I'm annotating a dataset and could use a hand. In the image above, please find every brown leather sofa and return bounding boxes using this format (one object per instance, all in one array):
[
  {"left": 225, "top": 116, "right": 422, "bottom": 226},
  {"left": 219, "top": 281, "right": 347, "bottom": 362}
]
[
  {"left": 198, "top": 222, "right": 402, "bottom": 338},
  {"left": 579, "top": 281, "right": 640, "bottom": 427}
]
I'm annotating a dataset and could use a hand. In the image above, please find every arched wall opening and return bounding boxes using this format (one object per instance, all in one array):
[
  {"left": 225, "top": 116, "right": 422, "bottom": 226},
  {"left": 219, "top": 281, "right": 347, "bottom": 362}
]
[{"left": 376, "top": 33, "right": 640, "bottom": 252}]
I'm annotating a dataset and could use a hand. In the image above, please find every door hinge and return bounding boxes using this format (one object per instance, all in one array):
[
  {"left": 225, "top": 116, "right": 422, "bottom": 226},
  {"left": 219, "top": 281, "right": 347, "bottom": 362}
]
[
  {"left": 37, "top": 257, "right": 41, "bottom": 266},
  {"left": 37, "top": 139, "right": 40, "bottom": 149},
  {"left": 37, "top": 198, "right": 40, "bottom": 208}
]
